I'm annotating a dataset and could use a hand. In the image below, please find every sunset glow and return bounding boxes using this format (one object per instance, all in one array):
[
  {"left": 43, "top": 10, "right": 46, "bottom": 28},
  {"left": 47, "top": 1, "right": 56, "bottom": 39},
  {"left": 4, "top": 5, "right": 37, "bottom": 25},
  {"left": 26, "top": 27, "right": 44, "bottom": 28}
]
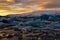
[
  {"left": 6, "top": 0, "right": 15, "bottom": 3},
  {"left": 0, "top": 0, "right": 60, "bottom": 16}
]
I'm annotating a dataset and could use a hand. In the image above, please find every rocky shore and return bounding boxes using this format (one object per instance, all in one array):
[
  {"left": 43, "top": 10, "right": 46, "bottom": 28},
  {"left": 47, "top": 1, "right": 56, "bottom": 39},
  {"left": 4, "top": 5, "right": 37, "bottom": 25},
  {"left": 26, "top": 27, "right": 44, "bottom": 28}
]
[
  {"left": 0, "top": 28, "right": 60, "bottom": 40},
  {"left": 0, "top": 14, "right": 60, "bottom": 40}
]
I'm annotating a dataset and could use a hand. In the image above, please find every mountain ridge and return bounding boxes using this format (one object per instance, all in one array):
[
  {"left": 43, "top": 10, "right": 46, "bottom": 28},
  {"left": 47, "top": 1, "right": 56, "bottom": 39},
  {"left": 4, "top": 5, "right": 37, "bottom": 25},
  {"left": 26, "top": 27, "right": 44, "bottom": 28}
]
[{"left": 7, "top": 10, "right": 60, "bottom": 17}]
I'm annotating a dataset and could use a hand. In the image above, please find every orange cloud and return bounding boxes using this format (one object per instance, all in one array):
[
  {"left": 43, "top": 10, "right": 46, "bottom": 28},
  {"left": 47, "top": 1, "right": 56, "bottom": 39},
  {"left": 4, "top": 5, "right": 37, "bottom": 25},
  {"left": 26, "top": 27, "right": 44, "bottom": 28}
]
[
  {"left": 6, "top": 0, "right": 15, "bottom": 3},
  {"left": 0, "top": 6, "right": 35, "bottom": 16},
  {"left": 0, "top": 0, "right": 60, "bottom": 16}
]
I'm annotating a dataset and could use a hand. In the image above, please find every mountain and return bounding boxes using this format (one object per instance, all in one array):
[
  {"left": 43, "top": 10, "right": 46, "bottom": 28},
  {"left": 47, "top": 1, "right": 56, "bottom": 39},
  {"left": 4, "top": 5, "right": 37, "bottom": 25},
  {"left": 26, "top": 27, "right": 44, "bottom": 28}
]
[{"left": 7, "top": 10, "right": 60, "bottom": 17}]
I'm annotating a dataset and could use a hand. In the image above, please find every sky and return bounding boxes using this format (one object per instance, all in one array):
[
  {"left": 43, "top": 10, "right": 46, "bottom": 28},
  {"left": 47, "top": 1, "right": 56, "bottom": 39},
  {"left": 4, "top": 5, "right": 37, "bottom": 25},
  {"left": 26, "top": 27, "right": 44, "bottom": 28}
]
[{"left": 0, "top": 0, "right": 60, "bottom": 16}]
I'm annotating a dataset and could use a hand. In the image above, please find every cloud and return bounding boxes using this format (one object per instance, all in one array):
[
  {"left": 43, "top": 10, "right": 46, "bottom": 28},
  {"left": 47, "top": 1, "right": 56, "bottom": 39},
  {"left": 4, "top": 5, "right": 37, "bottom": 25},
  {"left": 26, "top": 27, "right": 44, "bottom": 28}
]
[
  {"left": 0, "top": 0, "right": 60, "bottom": 9},
  {"left": 40, "top": 0, "right": 60, "bottom": 9},
  {"left": 0, "top": 0, "right": 60, "bottom": 16}
]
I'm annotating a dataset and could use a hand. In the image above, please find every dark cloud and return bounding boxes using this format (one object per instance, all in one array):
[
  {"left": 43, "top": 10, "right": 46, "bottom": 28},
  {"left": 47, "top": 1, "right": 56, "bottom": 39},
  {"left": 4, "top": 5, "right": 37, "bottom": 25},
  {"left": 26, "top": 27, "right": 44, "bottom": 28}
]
[
  {"left": 41, "top": 0, "right": 60, "bottom": 9},
  {"left": 44, "top": 4, "right": 60, "bottom": 8},
  {"left": 0, "top": 0, "right": 60, "bottom": 9},
  {"left": 15, "top": 0, "right": 60, "bottom": 9}
]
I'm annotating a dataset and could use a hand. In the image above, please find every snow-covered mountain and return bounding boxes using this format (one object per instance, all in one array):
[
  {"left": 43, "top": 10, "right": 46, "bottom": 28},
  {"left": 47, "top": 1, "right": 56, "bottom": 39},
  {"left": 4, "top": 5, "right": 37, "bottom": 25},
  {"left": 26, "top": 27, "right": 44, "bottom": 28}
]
[{"left": 7, "top": 10, "right": 60, "bottom": 17}]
